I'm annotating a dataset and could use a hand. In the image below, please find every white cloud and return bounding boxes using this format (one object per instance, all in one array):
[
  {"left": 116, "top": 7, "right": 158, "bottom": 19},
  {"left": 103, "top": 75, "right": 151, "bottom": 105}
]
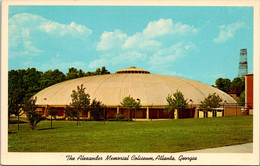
[
  {"left": 143, "top": 18, "right": 197, "bottom": 39},
  {"left": 91, "top": 18, "right": 198, "bottom": 72},
  {"left": 148, "top": 42, "right": 196, "bottom": 66},
  {"left": 96, "top": 30, "right": 127, "bottom": 51},
  {"left": 9, "top": 13, "right": 92, "bottom": 57},
  {"left": 39, "top": 21, "right": 92, "bottom": 38},
  {"left": 122, "top": 33, "right": 161, "bottom": 50},
  {"left": 97, "top": 18, "right": 197, "bottom": 51},
  {"left": 213, "top": 22, "right": 246, "bottom": 43}
]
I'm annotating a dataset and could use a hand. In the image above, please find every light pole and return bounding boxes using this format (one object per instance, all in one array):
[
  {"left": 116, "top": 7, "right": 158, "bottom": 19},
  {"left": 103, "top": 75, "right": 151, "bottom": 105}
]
[
  {"left": 224, "top": 100, "right": 228, "bottom": 117},
  {"left": 189, "top": 99, "right": 193, "bottom": 118}
]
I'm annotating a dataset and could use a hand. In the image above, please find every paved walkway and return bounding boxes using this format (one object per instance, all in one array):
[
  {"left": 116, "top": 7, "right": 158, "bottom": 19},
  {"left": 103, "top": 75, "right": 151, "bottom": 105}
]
[{"left": 184, "top": 143, "right": 253, "bottom": 153}]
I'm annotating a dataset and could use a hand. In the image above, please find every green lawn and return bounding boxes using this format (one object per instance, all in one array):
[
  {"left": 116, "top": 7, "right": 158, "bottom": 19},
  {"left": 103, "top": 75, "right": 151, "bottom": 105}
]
[{"left": 8, "top": 116, "right": 253, "bottom": 152}]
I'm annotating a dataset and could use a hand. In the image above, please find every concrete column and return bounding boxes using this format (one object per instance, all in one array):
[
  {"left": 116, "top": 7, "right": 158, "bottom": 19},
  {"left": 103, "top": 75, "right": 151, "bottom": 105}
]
[
  {"left": 117, "top": 107, "right": 120, "bottom": 114},
  {"left": 88, "top": 111, "right": 91, "bottom": 118},
  {"left": 208, "top": 111, "right": 212, "bottom": 117},
  {"left": 174, "top": 109, "right": 178, "bottom": 119},
  {"left": 146, "top": 107, "right": 149, "bottom": 119}
]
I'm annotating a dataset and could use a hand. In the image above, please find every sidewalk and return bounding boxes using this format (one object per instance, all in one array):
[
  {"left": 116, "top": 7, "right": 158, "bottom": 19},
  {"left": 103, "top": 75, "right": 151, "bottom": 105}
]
[{"left": 184, "top": 143, "right": 253, "bottom": 153}]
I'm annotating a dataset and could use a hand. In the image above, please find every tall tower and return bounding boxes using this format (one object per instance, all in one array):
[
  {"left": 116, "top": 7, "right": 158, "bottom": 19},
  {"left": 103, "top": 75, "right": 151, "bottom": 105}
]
[{"left": 238, "top": 49, "right": 248, "bottom": 78}]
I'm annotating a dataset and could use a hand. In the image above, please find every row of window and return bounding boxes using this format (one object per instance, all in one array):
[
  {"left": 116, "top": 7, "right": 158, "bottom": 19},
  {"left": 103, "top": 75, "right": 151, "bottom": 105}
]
[{"left": 116, "top": 70, "right": 150, "bottom": 74}]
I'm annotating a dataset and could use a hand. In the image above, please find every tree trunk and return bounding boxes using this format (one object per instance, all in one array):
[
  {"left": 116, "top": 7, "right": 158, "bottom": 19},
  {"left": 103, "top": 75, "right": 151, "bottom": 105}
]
[
  {"left": 51, "top": 116, "right": 53, "bottom": 129},
  {"left": 8, "top": 114, "right": 11, "bottom": 124},
  {"left": 18, "top": 114, "right": 20, "bottom": 131},
  {"left": 128, "top": 110, "right": 131, "bottom": 121}
]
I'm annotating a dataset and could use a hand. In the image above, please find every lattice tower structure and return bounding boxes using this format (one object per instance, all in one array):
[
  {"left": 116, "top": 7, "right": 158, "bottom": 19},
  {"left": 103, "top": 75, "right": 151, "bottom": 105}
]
[{"left": 238, "top": 49, "right": 248, "bottom": 78}]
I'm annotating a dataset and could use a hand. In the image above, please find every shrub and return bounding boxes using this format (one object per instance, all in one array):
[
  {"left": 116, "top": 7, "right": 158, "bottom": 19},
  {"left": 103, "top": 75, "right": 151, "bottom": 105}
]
[
  {"left": 26, "top": 111, "right": 44, "bottom": 130},
  {"left": 89, "top": 99, "right": 103, "bottom": 121},
  {"left": 114, "top": 113, "right": 125, "bottom": 121}
]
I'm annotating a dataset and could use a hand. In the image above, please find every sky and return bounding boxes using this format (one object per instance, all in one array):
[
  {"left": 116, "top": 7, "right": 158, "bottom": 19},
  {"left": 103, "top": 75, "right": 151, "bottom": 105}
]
[{"left": 8, "top": 6, "right": 253, "bottom": 85}]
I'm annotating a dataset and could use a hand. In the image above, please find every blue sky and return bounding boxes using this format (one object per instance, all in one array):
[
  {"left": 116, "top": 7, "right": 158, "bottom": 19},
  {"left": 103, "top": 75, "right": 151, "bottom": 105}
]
[{"left": 8, "top": 6, "right": 253, "bottom": 85}]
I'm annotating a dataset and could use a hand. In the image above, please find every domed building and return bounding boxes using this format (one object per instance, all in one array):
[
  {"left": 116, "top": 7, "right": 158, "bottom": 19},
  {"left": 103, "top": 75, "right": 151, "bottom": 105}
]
[{"left": 34, "top": 67, "right": 238, "bottom": 119}]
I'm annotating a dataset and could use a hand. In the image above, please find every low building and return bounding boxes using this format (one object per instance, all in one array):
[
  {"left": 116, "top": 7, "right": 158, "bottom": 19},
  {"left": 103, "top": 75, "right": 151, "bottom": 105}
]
[{"left": 34, "top": 67, "right": 238, "bottom": 119}]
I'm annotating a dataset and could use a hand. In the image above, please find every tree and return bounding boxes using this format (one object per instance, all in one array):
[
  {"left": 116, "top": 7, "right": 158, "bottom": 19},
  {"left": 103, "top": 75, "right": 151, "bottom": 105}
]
[
  {"left": 65, "top": 106, "right": 78, "bottom": 120},
  {"left": 70, "top": 84, "right": 90, "bottom": 125},
  {"left": 48, "top": 108, "right": 57, "bottom": 129},
  {"left": 81, "top": 91, "right": 91, "bottom": 121},
  {"left": 199, "top": 93, "right": 223, "bottom": 117},
  {"left": 23, "top": 68, "right": 43, "bottom": 100},
  {"left": 215, "top": 78, "right": 231, "bottom": 93},
  {"left": 231, "top": 77, "right": 245, "bottom": 93},
  {"left": 85, "top": 71, "right": 93, "bottom": 76},
  {"left": 78, "top": 69, "right": 85, "bottom": 78},
  {"left": 89, "top": 99, "right": 103, "bottom": 121},
  {"left": 95, "top": 68, "right": 101, "bottom": 75},
  {"left": 8, "top": 69, "right": 37, "bottom": 123},
  {"left": 101, "top": 66, "right": 110, "bottom": 74},
  {"left": 66, "top": 67, "right": 79, "bottom": 80},
  {"left": 120, "top": 96, "right": 141, "bottom": 120},
  {"left": 39, "top": 69, "right": 65, "bottom": 89},
  {"left": 8, "top": 87, "right": 24, "bottom": 124},
  {"left": 23, "top": 97, "right": 43, "bottom": 130},
  {"left": 238, "top": 91, "right": 245, "bottom": 106},
  {"left": 164, "top": 90, "right": 188, "bottom": 119}
]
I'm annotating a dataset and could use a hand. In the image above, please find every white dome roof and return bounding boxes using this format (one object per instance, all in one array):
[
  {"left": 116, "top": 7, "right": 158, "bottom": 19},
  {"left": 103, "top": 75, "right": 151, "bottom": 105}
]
[{"left": 34, "top": 71, "right": 236, "bottom": 107}]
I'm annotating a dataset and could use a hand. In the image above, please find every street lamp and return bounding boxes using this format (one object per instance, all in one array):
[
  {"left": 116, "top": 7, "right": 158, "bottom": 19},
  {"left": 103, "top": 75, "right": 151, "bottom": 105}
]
[
  {"left": 223, "top": 100, "right": 228, "bottom": 117},
  {"left": 189, "top": 99, "right": 193, "bottom": 118}
]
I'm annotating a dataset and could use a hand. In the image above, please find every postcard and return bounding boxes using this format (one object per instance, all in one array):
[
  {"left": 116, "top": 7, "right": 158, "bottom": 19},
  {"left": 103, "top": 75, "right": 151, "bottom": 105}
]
[{"left": 1, "top": 0, "right": 259, "bottom": 165}]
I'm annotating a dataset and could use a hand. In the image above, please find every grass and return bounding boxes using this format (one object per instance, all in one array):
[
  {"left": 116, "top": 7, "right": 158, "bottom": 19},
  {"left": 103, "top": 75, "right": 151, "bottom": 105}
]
[{"left": 8, "top": 116, "right": 253, "bottom": 152}]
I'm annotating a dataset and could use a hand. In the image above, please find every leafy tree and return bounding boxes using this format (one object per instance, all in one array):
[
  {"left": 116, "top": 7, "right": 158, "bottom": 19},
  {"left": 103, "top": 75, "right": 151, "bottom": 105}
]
[
  {"left": 101, "top": 66, "right": 110, "bottom": 74},
  {"left": 23, "top": 97, "right": 43, "bottom": 130},
  {"left": 70, "top": 84, "right": 90, "bottom": 125},
  {"left": 39, "top": 69, "right": 65, "bottom": 89},
  {"left": 65, "top": 106, "right": 78, "bottom": 120},
  {"left": 89, "top": 99, "right": 103, "bottom": 121},
  {"left": 81, "top": 91, "right": 91, "bottom": 121},
  {"left": 215, "top": 78, "right": 231, "bottom": 93},
  {"left": 95, "top": 68, "right": 101, "bottom": 75},
  {"left": 8, "top": 68, "right": 42, "bottom": 122},
  {"left": 199, "top": 93, "right": 223, "bottom": 115},
  {"left": 85, "top": 71, "right": 93, "bottom": 76},
  {"left": 164, "top": 90, "right": 188, "bottom": 119},
  {"left": 231, "top": 77, "right": 245, "bottom": 93},
  {"left": 26, "top": 111, "right": 43, "bottom": 130},
  {"left": 238, "top": 91, "right": 245, "bottom": 106},
  {"left": 9, "top": 70, "right": 26, "bottom": 124},
  {"left": 120, "top": 96, "right": 141, "bottom": 120},
  {"left": 48, "top": 108, "right": 57, "bottom": 128},
  {"left": 8, "top": 87, "right": 24, "bottom": 123},
  {"left": 23, "top": 68, "right": 42, "bottom": 99},
  {"left": 66, "top": 67, "right": 79, "bottom": 80},
  {"left": 78, "top": 69, "right": 85, "bottom": 78}
]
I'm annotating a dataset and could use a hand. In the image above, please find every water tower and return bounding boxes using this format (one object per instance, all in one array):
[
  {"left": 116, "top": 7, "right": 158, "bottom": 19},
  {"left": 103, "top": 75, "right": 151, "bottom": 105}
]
[{"left": 238, "top": 49, "right": 248, "bottom": 78}]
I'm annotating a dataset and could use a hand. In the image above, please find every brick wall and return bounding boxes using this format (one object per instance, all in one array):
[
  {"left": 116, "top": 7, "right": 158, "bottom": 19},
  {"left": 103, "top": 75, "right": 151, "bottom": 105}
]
[
  {"left": 245, "top": 74, "right": 253, "bottom": 109},
  {"left": 224, "top": 107, "right": 242, "bottom": 116}
]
